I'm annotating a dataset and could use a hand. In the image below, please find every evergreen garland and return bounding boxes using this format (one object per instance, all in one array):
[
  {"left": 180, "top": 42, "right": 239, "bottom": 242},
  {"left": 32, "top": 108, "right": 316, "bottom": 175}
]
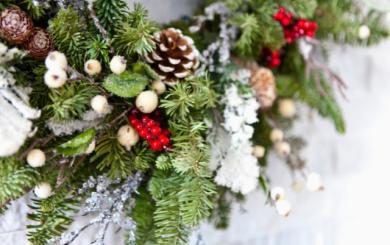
[{"left": 0, "top": 0, "right": 387, "bottom": 244}]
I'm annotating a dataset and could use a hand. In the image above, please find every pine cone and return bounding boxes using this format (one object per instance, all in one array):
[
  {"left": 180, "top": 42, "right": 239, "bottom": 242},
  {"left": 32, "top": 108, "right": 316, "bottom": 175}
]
[
  {"left": 25, "top": 28, "right": 53, "bottom": 60},
  {"left": 250, "top": 66, "right": 277, "bottom": 109},
  {"left": 0, "top": 7, "right": 34, "bottom": 44},
  {"left": 233, "top": 58, "right": 277, "bottom": 108},
  {"left": 144, "top": 28, "right": 200, "bottom": 84}
]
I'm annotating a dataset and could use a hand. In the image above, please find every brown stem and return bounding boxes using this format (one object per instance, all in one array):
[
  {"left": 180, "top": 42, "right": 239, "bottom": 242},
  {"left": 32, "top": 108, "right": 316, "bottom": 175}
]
[{"left": 18, "top": 134, "right": 55, "bottom": 161}]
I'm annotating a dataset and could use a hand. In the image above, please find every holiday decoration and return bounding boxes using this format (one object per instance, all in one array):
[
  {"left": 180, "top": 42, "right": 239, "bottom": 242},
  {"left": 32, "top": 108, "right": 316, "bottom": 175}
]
[
  {"left": 109, "top": 55, "right": 126, "bottom": 74},
  {"left": 270, "top": 128, "right": 284, "bottom": 142},
  {"left": 44, "top": 67, "right": 67, "bottom": 88},
  {"left": 151, "top": 80, "right": 166, "bottom": 95},
  {"left": 0, "top": 1, "right": 387, "bottom": 245},
  {"left": 252, "top": 145, "right": 265, "bottom": 158},
  {"left": 25, "top": 27, "right": 53, "bottom": 59},
  {"left": 45, "top": 51, "right": 68, "bottom": 70},
  {"left": 84, "top": 59, "right": 102, "bottom": 75},
  {"left": 26, "top": 149, "right": 46, "bottom": 168},
  {"left": 90, "top": 95, "right": 109, "bottom": 114},
  {"left": 274, "top": 7, "right": 318, "bottom": 43},
  {"left": 135, "top": 90, "right": 158, "bottom": 113},
  {"left": 33, "top": 182, "right": 52, "bottom": 199},
  {"left": 306, "top": 172, "right": 324, "bottom": 192},
  {"left": 116, "top": 124, "right": 139, "bottom": 150},
  {"left": 144, "top": 28, "right": 200, "bottom": 83},
  {"left": 0, "top": 7, "right": 33, "bottom": 44},
  {"left": 278, "top": 99, "right": 297, "bottom": 118},
  {"left": 249, "top": 65, "right": 277, "bottom": 108},
  {"left": 128, "top": 108, "right": 171, "bottom": 152},
  {"left": 270, "top": 186, "right": 286, "bottom": 201}
]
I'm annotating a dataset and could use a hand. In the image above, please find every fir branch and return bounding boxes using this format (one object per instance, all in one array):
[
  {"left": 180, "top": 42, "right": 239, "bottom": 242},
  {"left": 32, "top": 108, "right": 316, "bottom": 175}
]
[
  {"left": 0, "top": 157, "right": 38, "bottom": 209},
  {"left": 91, "top": 131, "right": 133, "bottom": 178},
  {"left": 45, "top": 82, "right": 99, "bottom": 122},
  {"left": 94, "top": 0, "right": 129, "bottom": 35},
  {"left": 112, "top": 3, "right": 158, "bottom": 57}
]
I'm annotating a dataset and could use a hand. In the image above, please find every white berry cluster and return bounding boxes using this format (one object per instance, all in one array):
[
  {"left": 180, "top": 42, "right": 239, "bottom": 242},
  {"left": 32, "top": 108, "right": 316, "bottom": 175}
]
[{"left": 44, "top": 51, "right": 68, "bottom": 88}]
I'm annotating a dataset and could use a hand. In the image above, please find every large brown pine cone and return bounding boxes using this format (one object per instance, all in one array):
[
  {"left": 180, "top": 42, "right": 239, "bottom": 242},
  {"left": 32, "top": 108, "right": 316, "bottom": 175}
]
[
  {"left": 144, "top": 28, "right": 200, "bottom": 84},
  {"left": 0, "top": 7, "right": 34, "bottom": 44},
  {"left": 25, "top": 28, "right": 53, "bottom": 60}
]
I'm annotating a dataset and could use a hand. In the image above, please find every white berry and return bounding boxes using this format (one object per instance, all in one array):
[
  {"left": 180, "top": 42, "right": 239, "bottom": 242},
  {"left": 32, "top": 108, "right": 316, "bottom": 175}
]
[
  {"left": 275, "top": 141, "right": 291, "bottom": 156},
  {"left": 135, "top": 90, "right": 158, "bottom": 113},
  {"left": 151, "top": 80, "right": 166, "bottom": 95},
  {"left": 85, "top": 139, "right": 96, "bottom": 154},
  {"left": 44, "top": 68, "right": 67, "bottom": 88},
  {"left": 84, "top": 59, "right": 102, "bottom": 76},
  {"left": 275, "top": 199, "right": 291, "bottom": 217},
  {"left": 270, "top": 128, "right": 284, "bottom": 143},
  {"left": 110, "top": 55, "right": 127, "bottom": 74},
  {"left": 278, "top": 99, "right": 296, "bottom": 118},
  {"left": 252, "top": 145, "right": 265, "bottom": 158},
  {"left": 26, "top": 149, "right": 46, "bottom": 168},
  {"left": 90, "top": 95, "right": 109, "bottom": 114},
  {"left": 291, "top": 180, "right": 305, "bottom": 192},
  {"left": 270, "top": 186, "right": 285, "bottom": 201},
  {"left": 306, "top": 172, "right": 324, "bottom": 192},
  {"left": 34, "top": 182, "right": 52, "bottom": 199},
  {"left": 358, "top": 25, "right": 371, "bottom": 40},
  {"left": 117, "top": 125, "right": 139, "bottom": 150},
  {"left": 45, "top": 51, "right": 68, "bottom": 70}
]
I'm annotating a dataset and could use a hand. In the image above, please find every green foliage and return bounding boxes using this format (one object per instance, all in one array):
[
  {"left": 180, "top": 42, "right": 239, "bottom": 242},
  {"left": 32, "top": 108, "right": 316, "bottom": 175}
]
[
  {"left": 103, "top": 71, "right": 149, "bottom": 98},
  {"left": 112, "top": 3, "right": 158, "bottom": 57},
  {"left": 49, "top": 8, "right": 89, "bottom": 68},
  {"left": 94, "top": 0, "right": 128, "bottom": 35},
  {"left": 132, "top": 188, "right": 156, "bottom": 245},
  {"left": 45, "top": 83, "right": 99, "bottom": 122},
  {"left": 91, "top": 131, "right": 132, "bottom": 178},
  {"left": 299, "top": 77, "right": 346, "bottom": 133},
  {"left": 161, "top": 75, "right": 217, "bottom": 121},
  {"left": 85, "top": 36, "right": 111, "bottom": 65},
  {"left": 0, "top": 157, "right": 38, "bottom": 208},
  {"left": 27, "top": 190, "right": 78, "bottom": 245},
  {"left": 57, "top": 128, "right": 96, "bottom": 156}
]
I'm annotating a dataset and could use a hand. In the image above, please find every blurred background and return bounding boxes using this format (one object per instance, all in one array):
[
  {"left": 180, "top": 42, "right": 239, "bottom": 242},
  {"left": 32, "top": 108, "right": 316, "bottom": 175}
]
[{"left": 1, "top": 0, "right": 390, "bottom": 244}]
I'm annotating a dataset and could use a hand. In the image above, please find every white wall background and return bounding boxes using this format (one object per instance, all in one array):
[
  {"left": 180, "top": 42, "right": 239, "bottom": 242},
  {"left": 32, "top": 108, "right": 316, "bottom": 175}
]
[{"left": 1, "top": 0, "right": 390, "bottom": 244}]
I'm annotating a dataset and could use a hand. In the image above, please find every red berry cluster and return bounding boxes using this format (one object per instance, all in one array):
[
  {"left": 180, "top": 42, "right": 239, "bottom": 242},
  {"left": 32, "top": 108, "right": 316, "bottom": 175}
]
[
  {"left": 273, "top": 7, "right": 318, "bottom": 43},
  {"left": 262, "top": 48, "right": 281, "bottom": 68},
  {"left": 128, "top": 108, "right": 171, "bottom": 152}
]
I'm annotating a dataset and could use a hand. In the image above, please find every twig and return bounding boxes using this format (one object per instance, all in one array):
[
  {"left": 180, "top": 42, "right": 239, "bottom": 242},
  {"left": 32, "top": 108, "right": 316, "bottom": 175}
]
[{"left": 18, "top": 134, "right": 55, "bottom": 161}]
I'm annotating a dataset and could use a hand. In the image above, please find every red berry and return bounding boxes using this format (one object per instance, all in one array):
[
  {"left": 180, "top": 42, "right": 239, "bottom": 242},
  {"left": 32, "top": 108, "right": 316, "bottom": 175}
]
[
  {"left": 130, "top": 108, "right": 140, "bottom": 117},
  {"left": 146, "top": 120, "right": 155, "bottom": 128},
  {"left": 150, "top": 140, "right": 162, "bottom": 151},
  {"left": 135, "top": 123, "right": 143, "bottom": 131},
  {"left": 150, "top": 126, "right": 161, "bottom": 135},
  {"left": 141, "top": 115, "right": 151, "bottom": 124},
  {"left": 162, "top": 129, "right": 171, "bottom": 136},
  {"left": 159, "top": 135, "right": 170, "bottom": 146},
  {"left": 145, "top": 133, "right": 154, "bottom": 141},
  {"left": 129, "top": 118, "right": 139, "bottom": 126},
  {"left": 139, "top": 129, "right": 148, "bottom": 138}
]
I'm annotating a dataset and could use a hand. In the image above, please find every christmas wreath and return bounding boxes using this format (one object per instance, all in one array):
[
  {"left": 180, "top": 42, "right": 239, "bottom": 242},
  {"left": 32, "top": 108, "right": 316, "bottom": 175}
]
[{"left": 0, "top": 0, "right": 387, "bottom": 244}]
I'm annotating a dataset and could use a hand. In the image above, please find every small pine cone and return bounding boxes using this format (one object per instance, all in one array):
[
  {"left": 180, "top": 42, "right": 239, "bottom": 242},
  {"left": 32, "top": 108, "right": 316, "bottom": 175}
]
[
  {"left": 144, "top": 28, "right": 200, "bottom": 84},
  {"left": 25, "top": 28, "right": 53, "bottom": 60},
  {"left": 0, "top": 7, "right": 34, "bottom": 44},
  {"left": 250, "top": 66, "right": 277, "bottom": 109}
]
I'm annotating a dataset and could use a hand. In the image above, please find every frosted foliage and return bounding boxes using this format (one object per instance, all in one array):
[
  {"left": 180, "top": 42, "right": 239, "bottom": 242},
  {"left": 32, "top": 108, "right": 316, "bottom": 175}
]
[
  {"left": 0, "top": 43, "right": 40, "bottom": 157},
  {"left": 211, "top": 82, "right": 261, "bottom": 195}
]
